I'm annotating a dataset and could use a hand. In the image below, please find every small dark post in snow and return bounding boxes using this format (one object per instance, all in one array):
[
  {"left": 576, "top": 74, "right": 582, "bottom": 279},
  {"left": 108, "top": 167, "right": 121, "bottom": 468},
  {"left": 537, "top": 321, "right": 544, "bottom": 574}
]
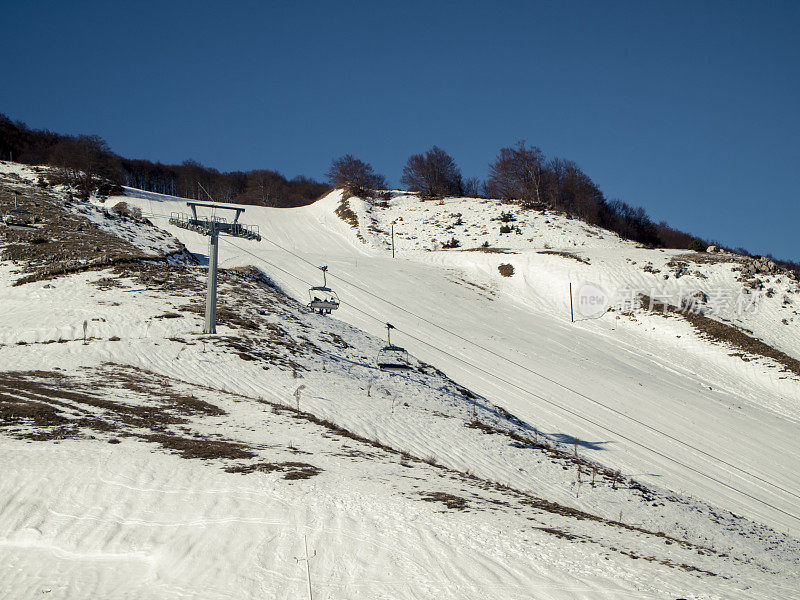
[
  {"left": 83, "top": 320, "right": 88, "bottom": 345},
  {"left": 391, "top": 222, "right": 395, "bottom": 258},
  {"left": 569, "top": 282, "right": 574, "bottom": 323}
]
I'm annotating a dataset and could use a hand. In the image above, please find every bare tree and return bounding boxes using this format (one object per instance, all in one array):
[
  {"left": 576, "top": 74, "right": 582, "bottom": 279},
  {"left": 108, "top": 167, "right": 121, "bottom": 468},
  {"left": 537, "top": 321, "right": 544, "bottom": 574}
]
[
  {"left": 294, "top": 385, "right": 306, "bottom": 410},
  {"left": 326, "top": 154, "right": 386, "bottom": 199},
  {"left": 211, "top": 171, "right": 245, "bottom": 204},
  {"left": 487, "top": 141, "right": 546, "bottom": 205},
  {"left": 241, "top": 169, "right": 283, "bottom": 206},
  {"left": 48, "top": 134, "right": 119, "bottom": 197},
  {"left": 462, "top": 176, "right": 484, "bottom": 198},
  {"left": 176, "top": 159, "right": 209, "bottom": 200},
  {"left": 400, "top": 146, "right": 463, "bottom": 199}
]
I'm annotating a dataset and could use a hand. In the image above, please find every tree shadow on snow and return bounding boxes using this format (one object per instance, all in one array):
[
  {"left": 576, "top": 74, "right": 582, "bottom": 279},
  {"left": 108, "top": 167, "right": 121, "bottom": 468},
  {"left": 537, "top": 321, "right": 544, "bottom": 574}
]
[
  {"left": 313, "top": 348, "right": 615, "bottom": 453},
  {"left": 546, "top": 433, "right": 613, "bottom": 451}
]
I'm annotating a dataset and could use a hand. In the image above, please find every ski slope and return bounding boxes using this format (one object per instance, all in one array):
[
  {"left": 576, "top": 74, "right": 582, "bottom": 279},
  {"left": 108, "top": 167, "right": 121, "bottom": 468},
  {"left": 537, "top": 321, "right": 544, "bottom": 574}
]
[
  {"left": 3, "top": 163, "right": 799, "bottom": 599},
  {"left": 118, "top": 186, "right": 800, "bottom": 535}
]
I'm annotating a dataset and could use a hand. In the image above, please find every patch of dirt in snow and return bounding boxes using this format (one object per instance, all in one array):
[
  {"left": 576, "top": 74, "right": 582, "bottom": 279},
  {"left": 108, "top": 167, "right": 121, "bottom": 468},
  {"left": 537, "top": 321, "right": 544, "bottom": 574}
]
[
  {"left": 459, "top": 246, "right": 518, "bottom": 254},
  {"left": 226, "top": 461, "right": 323, "bottom": 479},
  {"left": 420, "top": 491, "right": 469, "bottom": 510},
  {"left": 497, "top": 263, "right": 515, "bottom": 277},
  {"left": 538, "top": 249, "right": 590, "bottom": 264},
  {"left": 334, "top": 195, "right": 366, "bottom": 243},
  {"left": 143, "top": 432, "right": 255, "bottom": 460},
  {"left": 0, "top": 365, "right": 225, "bottom": 441},
  {"left": 636, "top": 294, "right": 800, "bottom": 377},
  {"left": 0, "top": 175, "right": 187, "bottom": 286}
]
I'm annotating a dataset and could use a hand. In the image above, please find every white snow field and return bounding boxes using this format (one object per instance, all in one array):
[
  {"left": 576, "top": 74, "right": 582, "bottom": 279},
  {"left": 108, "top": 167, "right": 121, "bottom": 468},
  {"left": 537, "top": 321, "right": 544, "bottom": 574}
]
[
  {"left": 1, "top": 162, "right": 799, "bottom": 599},
  {"left": 120, "top": 186, "right": 800, "bottom": 528}
]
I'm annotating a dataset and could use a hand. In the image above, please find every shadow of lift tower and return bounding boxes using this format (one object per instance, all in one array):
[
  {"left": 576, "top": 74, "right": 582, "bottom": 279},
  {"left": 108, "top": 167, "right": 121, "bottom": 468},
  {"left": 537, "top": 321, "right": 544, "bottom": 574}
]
[{"left": 169, "top": 201, "right": 261, "bottom": 334}]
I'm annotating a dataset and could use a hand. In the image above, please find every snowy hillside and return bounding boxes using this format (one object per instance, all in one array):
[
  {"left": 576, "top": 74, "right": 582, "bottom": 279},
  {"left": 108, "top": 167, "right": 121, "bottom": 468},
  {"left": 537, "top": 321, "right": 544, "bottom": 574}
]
[
  {"left": 350, "top": 191, "right": 800, "bottom": 359},
  {"left": 1, "top": 162, "right": 799, "bottom": 599},
  {"left": 111, "top": 184, "right": 800, "bottom": 524}
]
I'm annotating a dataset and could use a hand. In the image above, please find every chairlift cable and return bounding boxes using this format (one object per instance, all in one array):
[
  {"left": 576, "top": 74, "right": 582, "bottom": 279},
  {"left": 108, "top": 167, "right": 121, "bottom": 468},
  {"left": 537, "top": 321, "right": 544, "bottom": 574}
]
[
  {"left": 224, "top": 239, "right": 800, "bottom": 523},
  {"left": 129, "top": 210, "right": 800, "bottom": 520},
  {"left": 246, "top": 233, "right": 800, "bottom": 506},
  {"left": 132, "top": 213, "right": 800, "bottom": 500}
]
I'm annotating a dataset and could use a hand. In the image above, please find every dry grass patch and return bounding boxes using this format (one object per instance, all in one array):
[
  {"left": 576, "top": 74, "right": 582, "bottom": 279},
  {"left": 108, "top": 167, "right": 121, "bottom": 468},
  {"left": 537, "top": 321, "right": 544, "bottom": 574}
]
[
  {"left": 421, "top": 491, "right": 469, "bottom": 510},
  {"left": 226, "top": 461, "right": 322, "bottom": 479},
  {"left": 145, "top": 433, "right": 255, "bottom": 460},
  {"left": 538, "top": 250, "right": 590, "bottom": 264},
  {"left": 0, "top": 183, "right": 154, "bottom": 285},
  {"left": 0, "top": 365, "right": 227, "bottom": 442},
  {"left": 461, "top": 247, "right": 518, "bottom": 254},
  {"left": 639, "top": 295, "right": 800, "bottom": 376},
  {"left": 498, "top": 263, "right": 515, "bottom": 277}
]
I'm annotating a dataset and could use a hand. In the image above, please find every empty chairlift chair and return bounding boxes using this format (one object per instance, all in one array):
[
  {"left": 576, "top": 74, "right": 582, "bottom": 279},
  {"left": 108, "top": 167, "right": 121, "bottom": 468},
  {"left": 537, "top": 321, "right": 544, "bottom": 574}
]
[
  {"left": 308, "top": 266, "right": 340, "bottom": 315},
  {"left": 377, "top": 323, "right": 411, "bottom": 371}
]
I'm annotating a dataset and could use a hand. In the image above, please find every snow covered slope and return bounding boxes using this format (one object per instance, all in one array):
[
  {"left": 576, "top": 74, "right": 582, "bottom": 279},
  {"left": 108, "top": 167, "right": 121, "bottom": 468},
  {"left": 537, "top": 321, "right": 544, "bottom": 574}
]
[
  {"left": 114, "top": 186, "right": 800, "bottom": 532},
  {"left": 1, "top": 163, "right": 799, "bottom": 599}
]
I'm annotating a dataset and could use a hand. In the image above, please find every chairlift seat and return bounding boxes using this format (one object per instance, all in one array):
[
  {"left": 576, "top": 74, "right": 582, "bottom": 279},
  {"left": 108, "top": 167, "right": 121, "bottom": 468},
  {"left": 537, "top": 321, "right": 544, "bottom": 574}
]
[
  {"left": 308, "top": 286, "right": 340, "bottom": 313},
  {"left": 377, "top": 345, "right": 411, "bottom": 370}
]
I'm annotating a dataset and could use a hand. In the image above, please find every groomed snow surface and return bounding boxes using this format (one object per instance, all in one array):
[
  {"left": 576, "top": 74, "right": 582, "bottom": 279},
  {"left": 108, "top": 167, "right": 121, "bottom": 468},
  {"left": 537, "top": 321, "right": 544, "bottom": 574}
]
[{"left": 1, "top": 163, "right": 799, "bottom": 599}]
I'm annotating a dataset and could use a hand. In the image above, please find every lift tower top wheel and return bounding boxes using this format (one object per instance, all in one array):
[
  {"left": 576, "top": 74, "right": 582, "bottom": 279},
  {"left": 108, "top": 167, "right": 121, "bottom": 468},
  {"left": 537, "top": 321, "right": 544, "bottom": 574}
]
[{"left": 169, "top": 202, "right": 262, "bottom": 334}]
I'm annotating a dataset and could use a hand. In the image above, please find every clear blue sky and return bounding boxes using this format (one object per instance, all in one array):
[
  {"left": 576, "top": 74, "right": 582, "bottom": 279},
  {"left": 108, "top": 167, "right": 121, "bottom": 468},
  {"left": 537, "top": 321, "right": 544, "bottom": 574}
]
[{"left": 2, "top": 1, "right": 798, "bottom": 259}]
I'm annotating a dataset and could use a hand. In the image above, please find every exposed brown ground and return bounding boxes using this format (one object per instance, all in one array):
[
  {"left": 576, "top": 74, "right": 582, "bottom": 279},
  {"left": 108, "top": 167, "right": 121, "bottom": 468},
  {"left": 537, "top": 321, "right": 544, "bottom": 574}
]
[
  {"left": 538, "top": 249, "right": 590, "bottom": 264},
  {"left": 497, "top": 263, "right": 515, "bottom": 277},
  {"left": 639, "top": 294, "right": 800, "bottom": 377},
  {"left": 0, "top": 177, "right": 178, "bottom": 285}
]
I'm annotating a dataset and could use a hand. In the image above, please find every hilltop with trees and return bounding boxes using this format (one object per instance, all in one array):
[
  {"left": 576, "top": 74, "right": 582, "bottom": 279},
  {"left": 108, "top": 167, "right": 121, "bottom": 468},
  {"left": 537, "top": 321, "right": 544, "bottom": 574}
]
[
  {"left": 0, "top": 114, "right": 329, "bottom": 207},
  {"left": 326, "top": 155, "right": 387, "bottom": 199},
  {"left": 2, "top": 112, "right": 794, "bottom": 267}
]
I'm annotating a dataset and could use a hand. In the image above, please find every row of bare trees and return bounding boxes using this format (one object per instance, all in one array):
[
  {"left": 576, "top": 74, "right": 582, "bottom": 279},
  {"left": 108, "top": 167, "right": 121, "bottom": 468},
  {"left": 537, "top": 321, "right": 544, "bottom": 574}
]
[
  {"left": 120, "top": 158, "right": 328, "bottom": 208},
  {"left": 327, "top": 146, "right": 466, "bottom": 200},
  {"left": 325, "top": 143, "right": 704, "bottom": 249},
  {"left": 0, "top": 114, "right": 330, "bottom": 206},
  {"left": 47, "top": 135, "right": 121, "bottom": 196},
  {"left": 0, "top": 112, "right": 754, "bottom": 253}
]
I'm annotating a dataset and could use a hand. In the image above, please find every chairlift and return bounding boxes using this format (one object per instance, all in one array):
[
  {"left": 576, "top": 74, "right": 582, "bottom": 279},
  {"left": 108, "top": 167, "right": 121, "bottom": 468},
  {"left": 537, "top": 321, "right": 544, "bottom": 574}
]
[
  {"left": 308, "top": 266, "right": 340, "bottom": 315},
  {"left": 377, "top": 323, "right": 411, "bottom": 371}
]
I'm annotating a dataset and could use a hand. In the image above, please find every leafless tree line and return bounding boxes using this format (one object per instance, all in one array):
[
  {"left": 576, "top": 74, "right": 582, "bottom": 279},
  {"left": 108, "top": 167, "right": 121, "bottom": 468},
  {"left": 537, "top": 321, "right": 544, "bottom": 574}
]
[
  {"left": 327, "top": 142, "right": 714, "bottom": 250},
  {"left": 0, "top": 114, "right": 329, "bottom": 206},
  {"left": 5, "top": 111, "right": 793, "bottom": 260}
]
